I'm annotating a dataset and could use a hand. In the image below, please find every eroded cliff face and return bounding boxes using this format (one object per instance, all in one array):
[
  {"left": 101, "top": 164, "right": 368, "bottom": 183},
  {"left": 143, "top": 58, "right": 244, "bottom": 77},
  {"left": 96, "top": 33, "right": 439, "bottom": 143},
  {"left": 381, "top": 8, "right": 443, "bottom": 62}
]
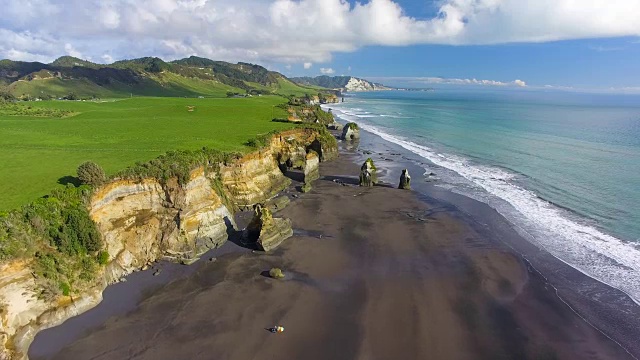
[{"left": 0, "top": 127, "right": 336, "bottom": 360}]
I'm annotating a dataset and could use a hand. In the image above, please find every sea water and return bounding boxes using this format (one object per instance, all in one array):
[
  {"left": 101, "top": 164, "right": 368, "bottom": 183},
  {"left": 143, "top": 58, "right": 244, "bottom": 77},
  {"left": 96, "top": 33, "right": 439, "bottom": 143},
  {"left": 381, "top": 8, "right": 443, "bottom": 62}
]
[{"left": 324, "top": 89, "right": 640, "bottom": 303}]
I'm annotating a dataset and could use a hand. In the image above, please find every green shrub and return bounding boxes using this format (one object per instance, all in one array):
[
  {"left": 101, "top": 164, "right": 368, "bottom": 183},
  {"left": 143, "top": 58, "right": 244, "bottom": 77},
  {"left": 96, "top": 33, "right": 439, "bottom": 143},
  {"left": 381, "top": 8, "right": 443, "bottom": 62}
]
[
  {"left": 77, "top": 161, "right": 106, "bottom": 186},
  {"left": 59, "top": 282, "right": 71, "bottom": 296},
  {"left": 97, "top": 250, "right": 109, "bottom": 265}
]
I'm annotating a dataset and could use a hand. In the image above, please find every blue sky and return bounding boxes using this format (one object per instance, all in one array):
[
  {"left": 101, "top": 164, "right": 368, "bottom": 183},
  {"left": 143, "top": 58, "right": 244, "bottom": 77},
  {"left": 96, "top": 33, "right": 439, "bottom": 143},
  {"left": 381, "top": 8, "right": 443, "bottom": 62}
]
[
  {"left": 1, "top": 0, "right": 640, "bottom": 91},
  {"left": 287, "top": 37, "right": 640, "bottom": 89}
]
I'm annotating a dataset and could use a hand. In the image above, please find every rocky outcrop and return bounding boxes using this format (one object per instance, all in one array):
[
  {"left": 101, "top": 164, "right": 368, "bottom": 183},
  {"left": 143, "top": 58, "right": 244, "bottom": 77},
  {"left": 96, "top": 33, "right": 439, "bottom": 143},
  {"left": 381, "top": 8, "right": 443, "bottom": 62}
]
[
  {"left": 359, "top": 158, "right": 377, "bottom": 187},
  {"left": 399, "top": 169, "right": 411, "bottom": 190},
  {"left": 90, "top": 168, "right": 236, "bottom": 277},
  {"left": 222, "top": 128, "right": 335, "bottom": 207},
  {"left": 344, "top": 77, "right": 393, "bottom": 92},
  {"left": 303, "top": 151, "right": 320, "bottom": 183},
  {"left": 0, "top": 127, "right": 337, "bottom": 360},
  {"left": 246, "top": 205, "right": 293, "bottom": 252},
  {"left": 341, "top": 123, "right": 360, "bottom": 141}
]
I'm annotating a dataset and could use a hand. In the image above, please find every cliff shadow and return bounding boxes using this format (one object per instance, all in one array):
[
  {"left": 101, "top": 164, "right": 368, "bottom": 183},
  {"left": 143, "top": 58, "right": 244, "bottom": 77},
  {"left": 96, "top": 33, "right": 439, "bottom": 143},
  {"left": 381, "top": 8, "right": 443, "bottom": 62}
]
[
  {"left": 226, "top": 214, "right": 260, "bottom": 251},
  {"left": 282, "top": 168, "right": 305, "bottom": 183},
  {"left": 321, "top": 175, "right": 359, "bottom": 186},
  {"left": 57, "top": 175, "right": 81, "bottom": 187}
]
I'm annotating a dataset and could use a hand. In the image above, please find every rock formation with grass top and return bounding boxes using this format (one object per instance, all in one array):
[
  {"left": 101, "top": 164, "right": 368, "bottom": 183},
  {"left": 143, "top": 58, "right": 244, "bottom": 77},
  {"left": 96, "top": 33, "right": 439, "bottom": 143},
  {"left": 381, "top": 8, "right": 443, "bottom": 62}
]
[
  {"left": 246, "top": 204, "right": 293, "bottom": 252},
  {"left": 341, "top": 122, "right": 360, "bottom": 141},
  {"left": 359, "top": 158, "right": 377, "bottom": 187}
]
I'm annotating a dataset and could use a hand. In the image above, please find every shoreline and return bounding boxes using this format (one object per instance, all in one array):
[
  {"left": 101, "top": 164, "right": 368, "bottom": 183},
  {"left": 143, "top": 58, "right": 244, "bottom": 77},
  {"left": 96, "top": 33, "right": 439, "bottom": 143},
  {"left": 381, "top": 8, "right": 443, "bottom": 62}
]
[
  {"left": 28, "top": 129, "right": 639, "bottom": 359},
  {"left": 334, "top": 122, "right": 640, "bottom": 358},
  {"left": 323, "top": 99, "right": 640, "bottom": 307}
]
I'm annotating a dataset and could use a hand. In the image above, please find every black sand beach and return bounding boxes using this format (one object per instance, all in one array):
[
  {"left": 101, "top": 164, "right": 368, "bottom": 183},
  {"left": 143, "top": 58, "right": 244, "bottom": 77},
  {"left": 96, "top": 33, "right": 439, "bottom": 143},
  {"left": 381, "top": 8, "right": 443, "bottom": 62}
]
[{"left": 29, "top": 135, "right": 640, "bottom": 360}]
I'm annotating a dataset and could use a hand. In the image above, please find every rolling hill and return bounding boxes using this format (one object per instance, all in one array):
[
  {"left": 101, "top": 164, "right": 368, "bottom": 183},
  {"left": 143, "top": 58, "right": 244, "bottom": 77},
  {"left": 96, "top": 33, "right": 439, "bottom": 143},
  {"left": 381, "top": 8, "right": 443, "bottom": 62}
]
[{"left": 0, "top": 56, "right": 318, "bottom": 99}]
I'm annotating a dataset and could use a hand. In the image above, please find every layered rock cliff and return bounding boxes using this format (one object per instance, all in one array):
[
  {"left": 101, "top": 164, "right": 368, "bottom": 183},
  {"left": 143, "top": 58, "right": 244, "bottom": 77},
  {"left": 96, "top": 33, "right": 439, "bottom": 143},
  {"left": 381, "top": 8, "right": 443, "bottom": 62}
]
[{"left": 0, "top": 127, "right": 336, "bottom": 360}]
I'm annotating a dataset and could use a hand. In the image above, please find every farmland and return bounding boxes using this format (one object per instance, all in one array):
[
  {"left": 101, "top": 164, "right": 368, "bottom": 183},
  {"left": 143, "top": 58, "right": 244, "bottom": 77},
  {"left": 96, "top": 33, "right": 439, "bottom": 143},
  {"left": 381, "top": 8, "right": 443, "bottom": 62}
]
[{"left": 0, "top": 96, "right": 294, "bottom": 210}]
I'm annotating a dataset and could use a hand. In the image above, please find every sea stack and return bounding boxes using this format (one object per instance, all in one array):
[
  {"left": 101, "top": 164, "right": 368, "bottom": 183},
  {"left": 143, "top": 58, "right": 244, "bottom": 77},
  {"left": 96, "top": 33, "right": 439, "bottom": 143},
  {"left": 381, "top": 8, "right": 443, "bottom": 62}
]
[
  {"left": 359, "top": 158, "right": 377, "bottom": 187},
  {"left": 341, "top": 122, "right": 360, "bottom": 141},
  {"left": 246, "top": 204, "right": 293, "bottom": 251},
  {"left": 303, "top": 150, "right": 320, "bottom": 183},
  {"left": 399, "top": 169, "right": 411, "bottom": 189}
]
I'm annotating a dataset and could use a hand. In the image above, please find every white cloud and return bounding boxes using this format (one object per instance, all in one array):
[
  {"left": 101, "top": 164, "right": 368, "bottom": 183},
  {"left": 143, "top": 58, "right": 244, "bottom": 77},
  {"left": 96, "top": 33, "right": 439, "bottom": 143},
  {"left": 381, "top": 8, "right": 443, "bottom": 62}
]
[
  {"left": 370, "top": 76, "right": 527, "bottom": 87},
  {"left": 588, "top": 45, "right": 624, "bottom": 52},
  {"left": 101, "top": 53, "right": 114, "bottom": 63},
  {"left": 0, "top": 0, "right": 639, "bottom": 64},
  {"left": 513, "top": 79, "right": 526, "bottom": 87},
  {"left": 320, "top": 67, "right": 335, "bottom": 75},
  {"left": 303, "top": 62, "right": 313, "bottom": 69},
  {"left": 64, "top": 43, "right": 83, "bottom": 58}
]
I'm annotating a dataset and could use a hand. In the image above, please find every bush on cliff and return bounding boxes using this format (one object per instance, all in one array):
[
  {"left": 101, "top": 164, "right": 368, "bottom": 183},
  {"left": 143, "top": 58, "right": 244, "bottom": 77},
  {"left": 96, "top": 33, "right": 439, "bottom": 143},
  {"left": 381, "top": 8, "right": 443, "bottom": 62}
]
[
  {"left": 77, "top": 161, "right": 106, "bottom": 186},
  {"left": 1, "top": 185, "right": 104, "bottom": 297}
]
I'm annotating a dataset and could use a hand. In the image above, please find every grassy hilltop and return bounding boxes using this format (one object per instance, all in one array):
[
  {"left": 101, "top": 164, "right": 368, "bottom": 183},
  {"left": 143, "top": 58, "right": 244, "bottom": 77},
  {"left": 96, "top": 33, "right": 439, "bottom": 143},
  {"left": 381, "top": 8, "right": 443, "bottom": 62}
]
[
  {"left": 0, "top": 56, "right": 316, "bottom": 99},
  {"left": 0, "top": 96, "right": 295, "bottom": 210}
]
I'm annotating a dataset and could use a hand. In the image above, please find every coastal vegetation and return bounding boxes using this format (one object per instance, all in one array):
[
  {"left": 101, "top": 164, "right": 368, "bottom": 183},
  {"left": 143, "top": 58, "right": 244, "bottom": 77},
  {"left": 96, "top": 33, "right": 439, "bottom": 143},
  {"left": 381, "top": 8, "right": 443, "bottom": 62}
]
[{"left": 77, "top": 161, "right": 106, "bottom": 186}]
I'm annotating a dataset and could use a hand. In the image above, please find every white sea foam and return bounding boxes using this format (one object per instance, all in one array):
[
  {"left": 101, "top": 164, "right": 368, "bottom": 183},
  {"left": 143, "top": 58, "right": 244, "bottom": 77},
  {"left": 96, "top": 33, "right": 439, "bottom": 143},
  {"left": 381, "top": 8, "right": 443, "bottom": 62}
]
[{"left": 327, "top": 106, "right": 640, "bottom": 304}]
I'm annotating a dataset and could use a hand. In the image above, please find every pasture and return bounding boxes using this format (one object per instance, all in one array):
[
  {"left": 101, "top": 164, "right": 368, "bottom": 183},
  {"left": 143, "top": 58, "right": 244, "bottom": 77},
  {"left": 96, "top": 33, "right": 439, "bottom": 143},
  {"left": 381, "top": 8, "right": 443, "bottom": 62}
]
[{"left": 0, "top": 96, "right": 293, "bottom": 210}]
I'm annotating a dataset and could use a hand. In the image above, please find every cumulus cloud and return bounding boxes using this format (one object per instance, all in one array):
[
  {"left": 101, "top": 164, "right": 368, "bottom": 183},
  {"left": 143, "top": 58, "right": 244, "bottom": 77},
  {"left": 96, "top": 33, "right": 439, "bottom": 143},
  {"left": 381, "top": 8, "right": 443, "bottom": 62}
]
[
  {"left": 513, "top": 79, "right": 526, "bottom": 87},
  {"left": 320, "top": 67, "right": 335, "bottom": 75},
  {"left": 303, "top": 62, "right": 313, "bottom": 69},
  {"left": 0, "top": 0, "right": 639, "bottom": 64}
]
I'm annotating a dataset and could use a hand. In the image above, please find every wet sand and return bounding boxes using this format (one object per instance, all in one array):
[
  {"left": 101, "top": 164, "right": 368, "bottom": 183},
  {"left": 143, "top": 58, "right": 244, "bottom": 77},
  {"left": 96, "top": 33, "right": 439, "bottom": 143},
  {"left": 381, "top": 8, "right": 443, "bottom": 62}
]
[{"left": 31, "top": 152, "right": 634, "bottom": 360}]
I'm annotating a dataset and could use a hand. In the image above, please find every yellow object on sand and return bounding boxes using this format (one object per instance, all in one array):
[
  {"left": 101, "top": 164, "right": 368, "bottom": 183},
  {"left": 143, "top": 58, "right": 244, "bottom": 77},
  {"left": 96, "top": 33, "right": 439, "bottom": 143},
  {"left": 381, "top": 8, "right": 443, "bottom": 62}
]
[{"left": 277, "top": 326, "right": 284, "bottom": 333}]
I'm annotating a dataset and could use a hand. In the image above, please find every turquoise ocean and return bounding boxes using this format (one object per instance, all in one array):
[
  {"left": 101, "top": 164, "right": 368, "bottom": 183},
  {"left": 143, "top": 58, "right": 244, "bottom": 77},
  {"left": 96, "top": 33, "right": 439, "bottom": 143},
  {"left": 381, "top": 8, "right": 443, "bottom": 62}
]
[{"left": 324, "top": 89, "right": 640, "bottom": 303}]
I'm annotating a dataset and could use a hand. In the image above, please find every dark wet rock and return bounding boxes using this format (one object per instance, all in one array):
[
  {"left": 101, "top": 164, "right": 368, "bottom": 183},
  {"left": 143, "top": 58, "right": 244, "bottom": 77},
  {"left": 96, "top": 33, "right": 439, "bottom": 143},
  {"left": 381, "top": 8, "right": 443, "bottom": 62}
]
[{"left": 399, "top": 169, "right": 411, "bottom": 190}]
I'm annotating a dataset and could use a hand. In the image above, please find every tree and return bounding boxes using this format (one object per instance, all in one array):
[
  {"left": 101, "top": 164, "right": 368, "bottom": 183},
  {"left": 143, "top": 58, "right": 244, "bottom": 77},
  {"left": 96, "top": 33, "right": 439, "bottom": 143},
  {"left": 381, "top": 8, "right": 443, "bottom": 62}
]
[
  {"left": 77, "top": 161, "right": 106, "bottom": 186},
  {"left": 0, "top": 89, "right": 15, "bottom": 103}
]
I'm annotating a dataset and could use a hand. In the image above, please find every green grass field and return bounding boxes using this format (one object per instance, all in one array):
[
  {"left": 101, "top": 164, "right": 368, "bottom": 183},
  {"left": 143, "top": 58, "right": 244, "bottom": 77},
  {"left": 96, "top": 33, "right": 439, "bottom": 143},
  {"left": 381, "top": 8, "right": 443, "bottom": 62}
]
[{"left": 0, "top": 97, "right": 294, "bottom": 210}]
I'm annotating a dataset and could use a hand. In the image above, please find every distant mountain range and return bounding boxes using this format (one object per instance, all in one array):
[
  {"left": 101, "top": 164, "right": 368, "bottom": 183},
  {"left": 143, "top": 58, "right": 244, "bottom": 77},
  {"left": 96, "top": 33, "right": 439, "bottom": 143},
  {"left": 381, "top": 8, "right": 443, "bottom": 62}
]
[
  {"left": 291, "top": 76, "right": 393, "bottom": 92},
  {"left": 0, "top": 56, "right": 315, "bottom": 99}
]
